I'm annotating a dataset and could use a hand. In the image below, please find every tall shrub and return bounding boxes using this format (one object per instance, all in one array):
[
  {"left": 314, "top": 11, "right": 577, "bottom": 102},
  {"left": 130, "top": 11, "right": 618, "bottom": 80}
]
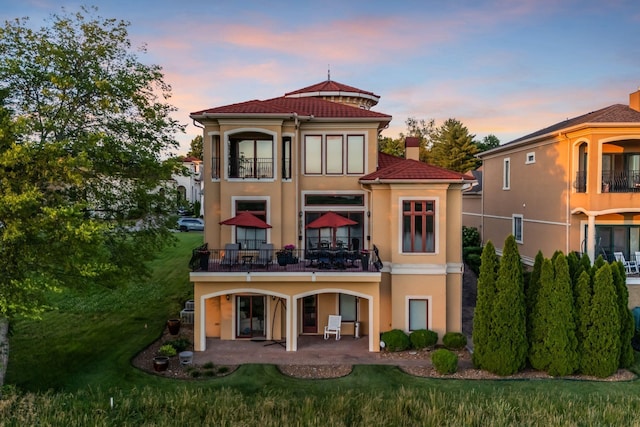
[
  {"left": 545, "top": 253, "right": 578, "bottom": 376},
  {"left": 472, "top": 240, "right": 498, "bottom": 369},
  {"left": 581, "top": 264, "right": 621, "bottom": 377},
  {"left": 574, "top": 270, "right": 592, "bottom": 369},
  {"left": 567, "top": 251, "right": 580, "bottom": 282},
  {"left": 483, "top": 235, "right": 527, "bottom": 376},
  {"left": 526, "top": 251, "right": 544, "bottom": 350},
  {"left": 612, "top": 261, "right": 634, "bottom": 368},
  {"left": 528, "top": 258, "right": 554, "bottom": 370}
]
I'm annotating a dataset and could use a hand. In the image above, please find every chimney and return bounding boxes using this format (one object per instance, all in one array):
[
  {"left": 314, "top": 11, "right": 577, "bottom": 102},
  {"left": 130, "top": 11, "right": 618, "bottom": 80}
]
[
  {"left": 405, "top": 137, "right": 420, "bottom": 161},
  {"left": 630, "top": 89, "right": 640, "bottom": 112}
]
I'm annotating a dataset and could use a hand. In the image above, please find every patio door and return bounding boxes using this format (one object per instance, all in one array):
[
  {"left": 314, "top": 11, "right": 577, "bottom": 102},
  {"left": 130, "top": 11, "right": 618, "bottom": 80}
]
[
  {"left": 236, "top": 295, "right": 265, "bottom": 338},
  {"left": 302, "top": 295, "right": 317, "bottom": 333}
]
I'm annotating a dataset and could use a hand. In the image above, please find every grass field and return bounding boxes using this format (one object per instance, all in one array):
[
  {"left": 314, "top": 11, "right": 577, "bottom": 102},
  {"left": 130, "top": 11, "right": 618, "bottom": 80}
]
[{"left": 3, "top": 232, "right": 640, "bottom": 425}]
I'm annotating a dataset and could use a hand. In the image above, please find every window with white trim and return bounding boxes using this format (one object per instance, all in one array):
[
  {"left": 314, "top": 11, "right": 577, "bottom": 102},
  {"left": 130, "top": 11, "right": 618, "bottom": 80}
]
[
  {"left": 402, "top": 200, "right": 435, "bottom": 253},
  {"left": 503, "top": 158, "right": 511, "bottom": 190},
  {"left": 512, "top": 214, "right": 523, "bottom": 243},
  {"left": 304, "top": 134, "right": 365, "bottom": 175},
  {"left": 409, "top": 299, "right": 429, "bottom": 331},
  {"left": 525, "top": 152, "right": 535, "bottom": 164}
]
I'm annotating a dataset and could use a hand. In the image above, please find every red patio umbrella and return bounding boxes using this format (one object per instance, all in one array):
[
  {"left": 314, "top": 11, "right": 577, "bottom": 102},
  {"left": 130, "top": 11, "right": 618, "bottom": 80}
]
[
  {"left": 219, "top": 211, "right": 272, "bottom": 229},
  {"left": 220, "top": 211, "right": 271, "bottom": 249},
  {"left": 305, "top": 211, "right": 357, "bottom": 247}
]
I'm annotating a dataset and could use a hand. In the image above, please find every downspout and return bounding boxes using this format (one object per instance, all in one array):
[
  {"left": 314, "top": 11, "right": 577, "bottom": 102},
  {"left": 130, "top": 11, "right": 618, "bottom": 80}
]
[
  {"left": 563, "top": 132, "right": 570, "bottom": 255},
  {"left": 293, "top": 113, "right": 300, "bottom": 248}
]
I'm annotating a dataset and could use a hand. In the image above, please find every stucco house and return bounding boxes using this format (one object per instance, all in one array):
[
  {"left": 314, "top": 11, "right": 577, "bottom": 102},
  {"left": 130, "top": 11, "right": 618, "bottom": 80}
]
[
  {"left": 475, "top": 89, "right": 640, "bottom": 295},
  {"left": 172, "top": 156, "right": 203, "bottom": 215},
  {"left": 188, "top": 80, "right": 474, "bottom": 352}
]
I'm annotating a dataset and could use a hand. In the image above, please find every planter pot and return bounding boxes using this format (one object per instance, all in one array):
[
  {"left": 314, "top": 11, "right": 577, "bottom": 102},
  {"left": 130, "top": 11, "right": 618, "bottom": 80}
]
[
  {"left": 198, "top": 251, "right": 210, "bottom": 271},
  {"left": 153, "top": 356, "right": 169, "bottom": 372},
  {"left": 167, "top": 318, "right": 181, "bottom": 335}
]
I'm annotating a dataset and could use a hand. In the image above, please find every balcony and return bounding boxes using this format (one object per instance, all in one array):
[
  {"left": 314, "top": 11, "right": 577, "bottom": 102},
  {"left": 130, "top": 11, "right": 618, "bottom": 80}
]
[
  {"left": 602, "top": 170, "right": 640, "bottom": 193},
  {"left": 574, "top": 169, "right": 640, "bottom": 193},
  {"left": 189, "top": 247, "right": 381, "bottom": 273},
  {"left": 228, "top": 157, "right": 273, "bottom": 179}
]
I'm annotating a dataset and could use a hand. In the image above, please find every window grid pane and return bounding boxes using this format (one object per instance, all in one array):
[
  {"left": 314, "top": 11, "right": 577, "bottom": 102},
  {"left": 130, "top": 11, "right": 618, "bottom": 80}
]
[
  {"left": 347, "top": 135, "right": 364, "bottom": 174},
  {"left": 409, "top": 299, "right": 428, "bottom": 330},
  {"left": 402, "top": 200, "right": 436, "bottom": 253},
  {"left": 305, "top": 136, "right": 322, "bottom": 174},
  {"left": 326, "top": 135, "right": 343, "bottom": 174}
]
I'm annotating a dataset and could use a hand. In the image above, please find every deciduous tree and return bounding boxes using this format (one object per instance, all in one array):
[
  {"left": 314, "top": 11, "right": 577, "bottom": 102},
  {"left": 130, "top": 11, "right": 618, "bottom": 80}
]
[{"left": 0, "top": 7, "right": 183, "bottom": 387}]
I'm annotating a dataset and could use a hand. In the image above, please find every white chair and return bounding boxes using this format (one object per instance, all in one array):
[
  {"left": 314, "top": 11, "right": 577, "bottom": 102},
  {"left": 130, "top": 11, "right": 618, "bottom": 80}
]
[
  {"left": 614, "top": 252, "right": 638, "bottom": 274},
  {"left": 323, "top": 315, "right": 342, "bottom": 340}
]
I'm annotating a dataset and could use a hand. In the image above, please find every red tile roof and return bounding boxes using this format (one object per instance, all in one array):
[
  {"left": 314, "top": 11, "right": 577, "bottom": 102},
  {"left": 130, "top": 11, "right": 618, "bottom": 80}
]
[
  {"left": 285, "top": 80, "right": 379, "bottom": 99},
  {"left": 363, "top": 153, "right": 475, "bottom": 182},
  {"left": 191, "top": 96, "right": 391, "bottom": 121}
]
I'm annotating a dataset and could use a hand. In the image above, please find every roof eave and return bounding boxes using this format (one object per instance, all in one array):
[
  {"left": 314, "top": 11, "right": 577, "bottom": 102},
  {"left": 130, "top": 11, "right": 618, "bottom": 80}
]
[
  {"left": 286, "top": 91, "right": 380, "bottom": 103},
  {"left": 479, "top": 121, "right": 640, "bottom": 158},
  {"left": 359, "top": 178, "right": 476, "bottom": 184}
]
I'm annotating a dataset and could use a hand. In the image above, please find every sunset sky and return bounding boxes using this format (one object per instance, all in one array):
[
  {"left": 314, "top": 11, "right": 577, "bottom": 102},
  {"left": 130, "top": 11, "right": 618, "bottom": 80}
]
[{"left": 3, "top": 1, "right": 640, "bottom": 154}]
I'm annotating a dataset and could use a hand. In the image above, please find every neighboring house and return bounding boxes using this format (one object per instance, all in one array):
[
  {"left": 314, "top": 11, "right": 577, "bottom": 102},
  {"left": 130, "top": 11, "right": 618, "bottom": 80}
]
[
  {"left": 462, "top": 169, "right": 483, "bottom": 232},
  {"left": 188, "top": 79, "right": 474, "bottom": 352},
  {"left": 172, "top": 156, "right": 203, "bottom": 215},
  {"left": 477, "top": 89, "right": 640, "bottom": 293}
]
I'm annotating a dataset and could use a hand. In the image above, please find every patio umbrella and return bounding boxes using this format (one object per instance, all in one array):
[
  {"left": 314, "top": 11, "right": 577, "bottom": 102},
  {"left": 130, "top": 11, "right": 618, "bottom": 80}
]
[
  {"left": 220, "top": 211, "right": 271, "bottom": 249},
  {"left": 219, "top": 211, "right": 272, "bottom": 229},
  {"left": 305, "top": 211, "right": 357, "bottom": 247}
]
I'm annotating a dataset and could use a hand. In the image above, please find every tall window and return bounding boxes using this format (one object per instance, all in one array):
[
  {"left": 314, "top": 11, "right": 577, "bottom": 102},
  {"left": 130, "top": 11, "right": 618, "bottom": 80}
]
[
  {"left": 503, "top": 158, "right": 510, "bottom": 190},
  {"left": 304, "top": 135, "right": 322, "bottom": 174},
  {"left": 409, "top": 299, "right": 428, "bottom": 331},
  {"left": 325, "top": 135, "right": 344, "bottom": 174},
  {"left": 235, "top": 200, "right": 267, "bottom": 250},
  {"left": 347, "top": 135, "right": 364, "bottom": 174},
  {"left": 339, "top": 294, "right": 357, "bottom": 322},
  {"left": 211, "top": 135, "right": 220, "bottom": 179},
  {"left": 512, "top": 214, "right": 523, "bottom": 243},
  {"left": 282, "top": 136, "right": 291, "bottom": 179},
  {"left": 402, "top": 200, "right": 435, "bottom": 253}
]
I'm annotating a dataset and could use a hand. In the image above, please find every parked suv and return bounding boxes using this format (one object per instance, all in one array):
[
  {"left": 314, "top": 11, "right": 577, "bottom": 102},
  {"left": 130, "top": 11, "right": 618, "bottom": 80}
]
[{"left": 176, "top": 217, "right": 204, "bottom": 232}]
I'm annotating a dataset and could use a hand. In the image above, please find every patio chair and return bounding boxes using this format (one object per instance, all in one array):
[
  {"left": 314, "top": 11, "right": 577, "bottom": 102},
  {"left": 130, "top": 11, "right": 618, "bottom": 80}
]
[
  {"left": 256, "top": 243, "right": 274, "bottom": 269},
  {"left": 324, "top": 315, "right": 342, "bottom": 340},
  {"left": 221, "top": 243, "right": 240, "bottom": 268},
  {"left": 636, "top": 252, "right": 640, "bottom": 272},
  {"left": 614, "top": 252, "right": 638, "bottom": 274}
]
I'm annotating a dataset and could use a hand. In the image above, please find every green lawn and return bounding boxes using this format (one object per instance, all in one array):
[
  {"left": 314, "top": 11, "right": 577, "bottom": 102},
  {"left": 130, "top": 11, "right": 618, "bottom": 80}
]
[{"left": 4, "top": 232, "right": 640, "bottom": 425}]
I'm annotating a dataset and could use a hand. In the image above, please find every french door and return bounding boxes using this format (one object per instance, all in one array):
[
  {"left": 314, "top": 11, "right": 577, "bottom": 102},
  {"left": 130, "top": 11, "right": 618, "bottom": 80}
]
[
  {"left": 302, "top": 295, "right": 317, "bottom": 333},
  {"left": 236, "top": 295, "right": 265, "bottom": 338}
]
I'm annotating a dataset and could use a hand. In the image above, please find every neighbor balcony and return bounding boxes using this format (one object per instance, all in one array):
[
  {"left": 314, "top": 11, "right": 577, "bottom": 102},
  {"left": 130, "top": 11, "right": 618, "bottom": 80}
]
[
  {"left": 574, "top": 169, "right": 640, "bottom": 193},
  {"left": 228, "top": 157, "right": 273, "bottom": 179}
]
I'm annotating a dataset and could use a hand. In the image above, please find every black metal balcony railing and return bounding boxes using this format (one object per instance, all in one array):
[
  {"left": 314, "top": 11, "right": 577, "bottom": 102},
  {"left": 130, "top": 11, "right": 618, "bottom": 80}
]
[
  {"left": 190, "top": 247, "right": 381, "bottom": 273},
  {"left": 211, "top": 156, "right": 220, "bottom": 179},
  {"left": 602, "top": 170, "right": 640, "bottom": 193},
  {"left": 228, "top": 157, "right": 273, "bottom": 179}
]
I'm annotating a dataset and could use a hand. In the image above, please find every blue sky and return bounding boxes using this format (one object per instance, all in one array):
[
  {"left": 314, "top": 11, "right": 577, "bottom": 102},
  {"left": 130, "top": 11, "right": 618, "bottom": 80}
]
[{"left": 3, "top": 1, "right": 640, "bottom": 154}]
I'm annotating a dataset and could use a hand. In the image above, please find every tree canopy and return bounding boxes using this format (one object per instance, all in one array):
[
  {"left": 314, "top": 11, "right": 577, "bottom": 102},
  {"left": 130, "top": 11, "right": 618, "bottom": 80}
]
[
  {"left": 428, "top": 118, "right": 479, "bottom": 173},
  {"left": 0, "top": 6, "right": 184, "bottom": 386},
  {"left": 188, "top": 135, "right": 203, "bottom": 159}
]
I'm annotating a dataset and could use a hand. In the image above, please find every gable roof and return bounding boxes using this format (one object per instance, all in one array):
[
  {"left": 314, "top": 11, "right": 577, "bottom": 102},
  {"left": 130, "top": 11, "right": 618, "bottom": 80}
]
[
  {"left": 480, "top": 103, "right": 640, "bottom": 156},
  {"left": 362, "top": 153, "right": 475, "bottom": 182}
]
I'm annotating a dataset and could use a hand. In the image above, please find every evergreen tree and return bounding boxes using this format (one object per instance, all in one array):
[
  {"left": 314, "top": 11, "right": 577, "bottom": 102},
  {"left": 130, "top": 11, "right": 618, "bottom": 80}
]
[
  {"left": 581, "top": 264, "right": 621, "bottom": 377},
  {"left": 612, "top": 262, "right": 635, "bottom": 368},
  {"left": 472, "top": 240, "right": 498, "bottom": 369},
  {"left": 528, "top": 258, "right": 553, "bottom": 370},
  {"left": 428, "top": 118, "right": 479, "bottom": 172},
  {"left": 567, "top": 251, "right": 580, "bottom": 282},
  {"left": 545, "top": 253, "right": 579, "bottom": 376},
  {"left": 526, "top": 251, "right": 544, "bottom": 349},
  {"left": 483, "top": 235, "right": 527, "bottom": 375},
  {"left": 574, "top": 270, "right": 592, "bottom": 371}
]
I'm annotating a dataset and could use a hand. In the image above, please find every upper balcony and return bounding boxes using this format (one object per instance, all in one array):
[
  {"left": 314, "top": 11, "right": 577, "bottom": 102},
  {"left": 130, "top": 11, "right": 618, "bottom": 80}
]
[
  {"left": 228, "top": 157, "right": 273, "bottom": 179},
  {"left": 189, "top": 245, "right": 382, "bottom": 274},
  {"left": 575, "top": 169, "right": 640, "bottom": 194}
]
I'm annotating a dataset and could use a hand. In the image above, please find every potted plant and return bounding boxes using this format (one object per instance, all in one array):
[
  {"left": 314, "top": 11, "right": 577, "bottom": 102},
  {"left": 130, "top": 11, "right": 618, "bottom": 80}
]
[{"left": 277, "top": 244, "right": 296, "bottom": 266}]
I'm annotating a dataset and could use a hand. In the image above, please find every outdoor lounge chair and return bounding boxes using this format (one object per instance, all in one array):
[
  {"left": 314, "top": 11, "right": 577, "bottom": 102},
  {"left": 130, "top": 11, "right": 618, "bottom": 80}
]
[
  {"left": 614, "top": 252, "right": 638, "bottom": 274},
  {"left": 324, "top": 315, "right": 341, "bottom": 340},
  {"left": 220, "top": 243, "right": 240, "bottom": 268},
  {"left": 256, "top": 243, "right": 274, "bottom": 269}
]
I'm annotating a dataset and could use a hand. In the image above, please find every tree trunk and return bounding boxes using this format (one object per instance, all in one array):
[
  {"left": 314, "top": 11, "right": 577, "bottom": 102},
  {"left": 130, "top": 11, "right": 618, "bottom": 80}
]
[{"left": 0, "top": 317, "right": 8, "bottom": 391}]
